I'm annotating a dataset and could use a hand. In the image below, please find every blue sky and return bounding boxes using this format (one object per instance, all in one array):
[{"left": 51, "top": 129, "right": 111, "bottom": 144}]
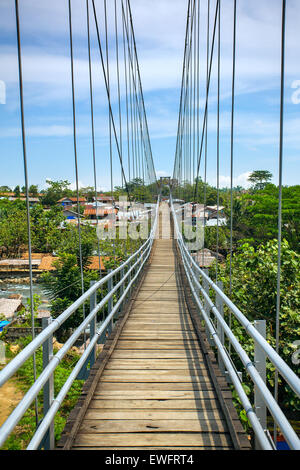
[{"left": 0, "top": 0, "right": 299, "bottom": 192}]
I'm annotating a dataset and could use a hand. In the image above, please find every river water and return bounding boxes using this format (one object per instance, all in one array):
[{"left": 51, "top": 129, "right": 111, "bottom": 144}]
[{"left": 0, "top": 282, "right": 51, "bottom": 313}]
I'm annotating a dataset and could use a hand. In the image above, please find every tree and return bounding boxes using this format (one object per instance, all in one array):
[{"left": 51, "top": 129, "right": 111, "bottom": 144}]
[
  {"left": 235, "top": 184, "right": 300, "bottom": 252},
  {"left": 0, "top": 201, "right": 28, "bottom": 256},
  {"left": 40, "top": 253, "right": 99, "bottom": 337},
  {"left": 248, "top": 170, "right": 273, "bottom": 191},
  {"left": 29, "top": 185, "right": 39, "bottom": 197},
  {"left": 41, "top": 180, "right": 72, "bottom": 206},
  {"left": 14, "top": 185, "right": 21, "bottom": 197},
  {"left": 204, "top": 226, "right": 228, "bottom": 251},
  {"left": 213, "top": 239, "right": 300, "bottom": 413},
  {"left": 0, "top": 186, "right": 12, "bottom": 193},
  {"left": 30, "top": 204, "right": 65, "bottom": 253},
  {"left": 54, "top": 224, "right": 96, "bottom": 267}
]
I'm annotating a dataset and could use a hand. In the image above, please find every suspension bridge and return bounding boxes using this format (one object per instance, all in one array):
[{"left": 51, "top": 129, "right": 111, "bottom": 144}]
[{"left": 0, "top": 0, "right": 299, "bottom": 451}]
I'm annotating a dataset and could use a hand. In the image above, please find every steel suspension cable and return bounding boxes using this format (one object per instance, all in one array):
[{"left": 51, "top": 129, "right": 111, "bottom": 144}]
[
  {"left": 86, "top": 0, "right": 102, "bottom": 277},
  {"left": 176, "top": 0, "right": 196, "bottom": 196},
  {"left": 122, "top": 9, "right": 131, "bottom": 184},
  {"left": 68, "top": 0, "right": 86, "bottom": 343},
  {"left": 103, "top": 0, "right": 116, "bottom": 268},
  {"left": 193, "top": 0, "right": 219, "bottom": 201},
  {"left": 274, "top": 0, "right": 286, "bottom": 445},
  {"left": 14, "top": 0, "right": 39, "bottom": 428},
  {"left": 216, "top": 0, "right": 221, "bottom": 281},
  {"left": 227, "top": 0, "right": 237, "bottom": 355},
  {"left": 125, "top": 0, "right": 158, "bottom": 191},
  {"left": 173, "top": 0, "right": 192, "bottom": 194},
  {"left": 121, "top": 1, "right": 157, "bottom": 194},
  {"left": 202, "top": 0, "right": 210, "bottom": 266},
  {"left": 91, "top": 0, "right": 132, "bottom": 205},
  {"left": 229, "top": 0, "right": 237, "bottom": 296},
  {"left": 114, "top": 0, "right": 124, "bottom": 189}
]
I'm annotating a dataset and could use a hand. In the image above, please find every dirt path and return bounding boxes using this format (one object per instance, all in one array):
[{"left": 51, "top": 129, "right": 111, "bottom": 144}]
[{"left": 0, "top": 379, "right": 23, "bottom": 427}]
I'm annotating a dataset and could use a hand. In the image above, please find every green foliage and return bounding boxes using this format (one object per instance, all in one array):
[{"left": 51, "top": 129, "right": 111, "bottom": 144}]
[
  {"left": 53, "top": 224, "right": 96, "bottom": 267},
  {"left": 13, "top": 185, "right": 21, "bottom": 197},
  {"left": 234, "top": 184, "right": 300, "bottom": 252},
  {"left": 0, "top": 186, "right": 12, "bottom": 192},
  {"left": 212, "top": 239, "right": 300, "bottom": 415},
  {"left": 1, "top": 336, "right": 83, "bottom": 450},
  {"left": 40, "top": 253, "right": 96, "bottom": 335},
  {"left": 114, "top": 178, "right": 155, "bottom": 203},
  {"left": 172, "top": 177, "right": 224, "bottom": 206},
  {"left": 41, "top": 179, "right": 72, "bottom": 206},
  {"left": 0, "top": 200, "right": 28, "bottom": 256},
  {"left": 248, "top": 170, "right": 273, "bottom": 191},
  {"left": 204, "top": 226, "right": 228, "bottom": 251},
  {"left": 30, "top": 204, "right": 65, "bottom": 253}
]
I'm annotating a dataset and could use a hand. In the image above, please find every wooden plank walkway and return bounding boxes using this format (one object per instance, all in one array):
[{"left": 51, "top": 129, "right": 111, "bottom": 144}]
[{"left": 59, "top": 203, "right": 250, "bottom": 450}]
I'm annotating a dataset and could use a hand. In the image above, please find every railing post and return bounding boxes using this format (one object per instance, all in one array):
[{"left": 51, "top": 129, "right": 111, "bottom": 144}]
[
  {"left": 41, "top": 316, "right": 54, "bottom": 450},
  {"left": 117, "top": 267, "right": 125, "bottom": 320},
  {"left": 254, "top": 319, "right": 267, "bottom": 449},
  {"left": 89, "top": 280, "right": 97, "bottom": 368},
  {"left": 203, "top": 269, "right": 213, "bottom": 346},
  {"left": 107, "top": 269, "right": 113, "bottom": 336},
  {"left": 216, "top": 280, "right": 225, "bottom": 375}
]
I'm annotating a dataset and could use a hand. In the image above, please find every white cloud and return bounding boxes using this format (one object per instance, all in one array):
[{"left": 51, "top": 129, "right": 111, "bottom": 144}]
[
  {"left": 0, "top": 0, "right": 299, "bottom": 188},
  {"left": 156, "top": 170, "right": 171, "bottom": 178},
  {"left": 218, "top": 172, "right": 252, "bottom": 189},
  {"left": 0, "top": 80, "right": 6, "bottom": 104}
]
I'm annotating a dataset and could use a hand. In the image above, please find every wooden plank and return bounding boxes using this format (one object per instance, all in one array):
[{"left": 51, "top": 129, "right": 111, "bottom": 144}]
[
  {"left": 59, "top": 255, "right": 152, "bottom": 450},
  {"left": 110, "top": 350, "right": 202, "bottom": 359},
  {"left": 100, "top": 375, "right": 215, "bottom": 384},
  {"left": 124, "top": 323, "right": 195, "bottom": 331},
  {"left": 88, "top": 398, "right": 223, "bottom": 410},
  {"left": 131, "top": 301, "right": 186, "bottom": 307},
  {"left": 94, "top": 382, "right": 226, "bottom": 392},
  {"left": 134, "top": 292, "right": 182, "bottom": 301},
  {"left": 84, "top": 409, "right": 227, "bottom": 421},
  {"left": 128, "top": 311, "right": 192, "bottom": 325},
  {"left": 74, "top": 432, "right": 232, "bottom": 448},
  {"left": 101, "top": 368, "right": 212, "bottom": 376},
  {"left": 59, "top": 231, "right": 246, "bottom": 451},
  {"left": 115, "top": 340, "right": 201, "bottom": 349},
  {"left": 93, "top": 390, "right": 225, "bottom": 400},
  {"left": 105, "top": 359, "right": 205, "bottom": 369},
  {"left": 130, "top": 306, "right": 184, "bottom": 313},
  {"left": 125, "top": 322, "right": 194, "bottom": 329},
  {"left": 78, "top": 419, "right": 228, "bottom": 434},
  {"left": 139, "top": 287, "right": 180, "bottom": 292},
  {"left": 119, "top": 332, "right": 199, "bottom": 340},
  {"left": 140, "top": 283, "right": 178, "bottom": 288}
]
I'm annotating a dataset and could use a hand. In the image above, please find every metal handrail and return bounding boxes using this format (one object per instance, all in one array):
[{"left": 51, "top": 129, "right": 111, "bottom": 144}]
[
  {"left": 0, "top": 198, "right": 159, "bottom": 449},
  {"left": 170, "top": 195, "right": 300, "bottom": 450}
]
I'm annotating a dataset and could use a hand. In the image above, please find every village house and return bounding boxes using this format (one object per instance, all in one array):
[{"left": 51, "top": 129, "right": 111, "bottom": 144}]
[
  {"left": 62, "top": 207, "right": 79, "bottom": 220},
  {"left": 57, "top": 196, "right": 87, "bottom": 207},
  {"left": 92, "top": 194, "right": 115, "bottom": 205},
  {"left": 83, "top": 206, "right": 118, "bottom": 221},
  {"left": 0, "top": 295, "right": 24, "bottom": 320},
  {"left": 0, "top": 192, "right": 40, "bottom": 206}
]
